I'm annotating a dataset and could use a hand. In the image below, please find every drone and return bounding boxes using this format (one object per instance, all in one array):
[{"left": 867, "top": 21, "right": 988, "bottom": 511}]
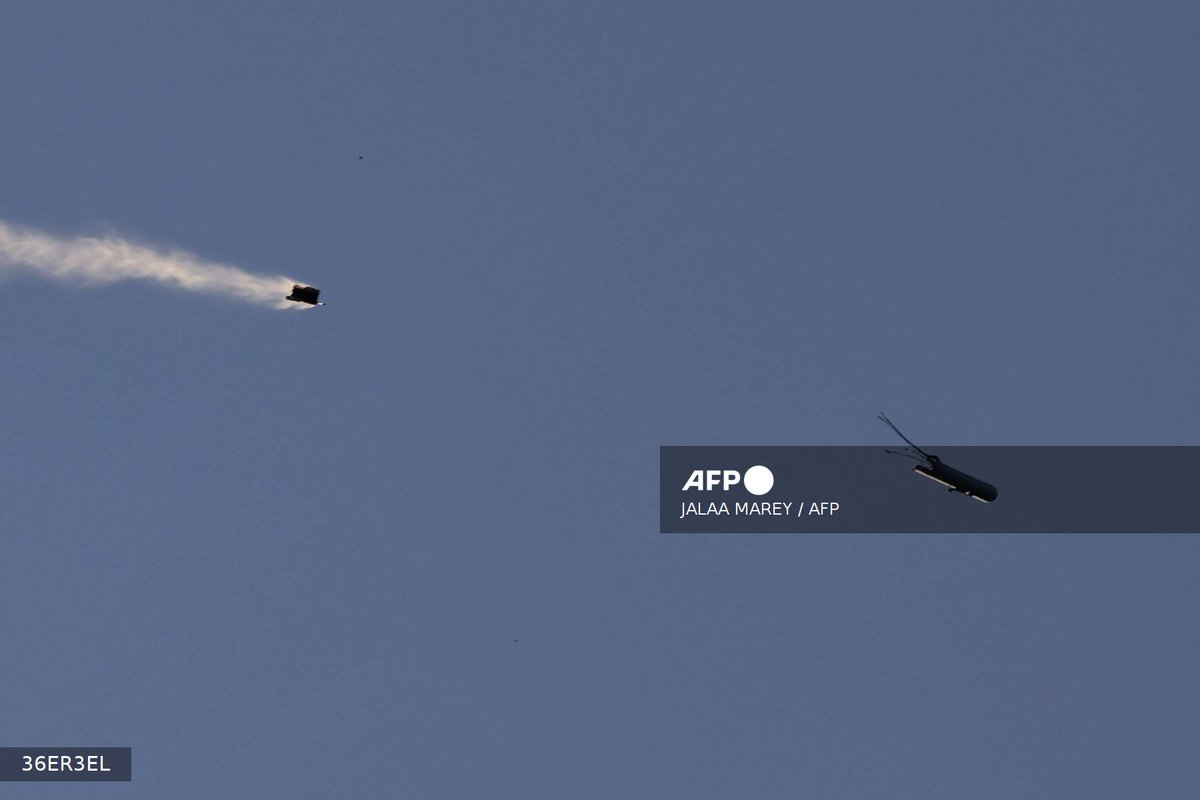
[
  {"left": 879, "top": 414, "right": 998, "bottom": 503},
  {"left": 286, "top": 285, "right": 325, "bottom": 306}
]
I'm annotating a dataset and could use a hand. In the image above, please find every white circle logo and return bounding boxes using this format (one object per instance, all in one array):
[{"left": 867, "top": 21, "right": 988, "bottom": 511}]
[{"left": 743, "top": 465, "right": 774, "bottom": 496}]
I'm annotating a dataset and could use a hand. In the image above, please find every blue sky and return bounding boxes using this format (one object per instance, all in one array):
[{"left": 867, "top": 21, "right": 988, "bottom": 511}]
[{"left": 1, "top": 2, "right": 1199, "bottom": 796}]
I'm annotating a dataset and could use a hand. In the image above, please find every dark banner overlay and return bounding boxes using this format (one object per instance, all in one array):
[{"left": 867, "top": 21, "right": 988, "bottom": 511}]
[
  {"left": 0, "top": 748, "right": 131, "bottom": 781},
  {"left": 661, "top": 447, "right": 1200, "bottom": 533}
]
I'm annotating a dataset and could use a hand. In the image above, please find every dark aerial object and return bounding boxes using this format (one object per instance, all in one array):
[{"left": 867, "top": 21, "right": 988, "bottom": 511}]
[
  {"left": 878, "top": 414, "right": 998, "bottom": 503},
  {"left": 287, "top": 285, "right": 324, "bottom": 306}
]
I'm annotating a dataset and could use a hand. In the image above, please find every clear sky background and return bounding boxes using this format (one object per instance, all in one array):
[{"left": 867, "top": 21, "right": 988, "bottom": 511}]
[{"left": 1, "top": 1, "right": 1199, "bottom": 796}]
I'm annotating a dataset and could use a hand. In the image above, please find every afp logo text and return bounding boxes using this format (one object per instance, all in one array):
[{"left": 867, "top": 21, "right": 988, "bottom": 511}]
[{"left": 681, "top": 466, "right": 774, "bottom": 496}]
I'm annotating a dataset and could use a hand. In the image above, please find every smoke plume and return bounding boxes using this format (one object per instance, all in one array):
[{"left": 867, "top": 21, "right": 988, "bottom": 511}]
[{"left": 0, "top": 218, "right": 305, "bottom": 309}]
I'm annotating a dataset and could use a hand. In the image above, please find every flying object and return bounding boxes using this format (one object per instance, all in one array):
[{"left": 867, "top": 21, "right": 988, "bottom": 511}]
[
  {"left": 287, "top": 285, "right": 324, "bottom": 306},
  {"left": 879, "top": 414, "right": 998, "bottom": 503}
]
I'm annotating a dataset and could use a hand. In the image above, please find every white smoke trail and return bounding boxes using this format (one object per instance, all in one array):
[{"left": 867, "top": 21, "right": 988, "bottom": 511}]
[{"left": 0, "top": 218, "right": 306, "bottom": 309}]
